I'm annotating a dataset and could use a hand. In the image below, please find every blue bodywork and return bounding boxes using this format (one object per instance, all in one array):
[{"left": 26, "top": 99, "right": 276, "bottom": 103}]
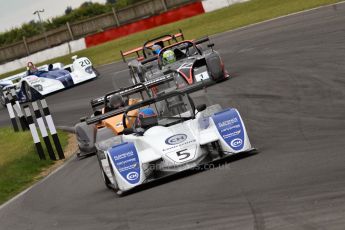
[
  {"left": 212, "top": 109, "right": 245, "bottom": 151},
  {"left": 109, "top": 142, "right": 141, "bottom": 185},
  {"left": 15, "top": 69, "right": 74, "bottom": 102},
  {"left": 32, "top": 69, "right": 74, "bottom": 88}
]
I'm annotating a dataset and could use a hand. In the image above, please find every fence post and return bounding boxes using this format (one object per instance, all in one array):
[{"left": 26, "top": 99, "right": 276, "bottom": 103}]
[
  {"left": 22, "top": 36, "right": 30, "bottom": 55},
  {"left": 24, "top": 106, "right": 46, "bottom": 160},
  {"left": 112, "top": 7, "right": 120, "bottom": 27},
  {"left": 161, "top": 0, "right": 168, "bottom": 11},
  {"left": 40, "top": 99, "right": 65, "bottom": 160},
  {"left": 66, "top": 22, "right": 74, "bottom": 41},
  {"left": 32, "top": 101, "right": 56, "bottom": 161}
]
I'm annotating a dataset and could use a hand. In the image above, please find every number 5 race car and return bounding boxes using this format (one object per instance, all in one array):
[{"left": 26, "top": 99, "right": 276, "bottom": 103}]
[
  {"left": 0, "top": 55, "right": 98, "bottom": 106},
  {"left": 86, "top": 86, "right": 255, "bottom": 195}
]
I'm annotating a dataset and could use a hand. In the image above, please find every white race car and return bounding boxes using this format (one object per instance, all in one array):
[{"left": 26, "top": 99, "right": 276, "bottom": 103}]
[
  {"left": 86, "top": 88, "right": 255, "bottom": 195},
  {"left": 0, "top": 56, "right": 98, "bottom": 106}
]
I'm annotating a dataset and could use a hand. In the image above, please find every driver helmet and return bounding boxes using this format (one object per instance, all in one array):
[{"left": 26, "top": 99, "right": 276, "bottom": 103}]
[
  {"left": 108, "top": 94, "right": 125, "bottom": 110},
  {"left": 27, "top": 62, "right": 37, "bottom": 72},
  {"left": 162, "top": 50, "right": 176, "bottom": 65},
  {"left": 136, "top": 108, "right": 158, "bottom": 130},
  {"left": 152, "top": 44, "right": 161, "bottom": 55}
]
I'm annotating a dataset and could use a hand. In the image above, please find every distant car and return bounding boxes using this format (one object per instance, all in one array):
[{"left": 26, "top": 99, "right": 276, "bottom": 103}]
[
  {"left": 75, "top": 75, "right": 174, "bottom": 158},
  {"left": 86, "top": 85, "right": 255, "bottom": 195},
  {"left": 0, "top": 56, "right": 99, "bottom": 106},
  {"left": 121, "top": 31, "right": 229, "bottom": 87}
]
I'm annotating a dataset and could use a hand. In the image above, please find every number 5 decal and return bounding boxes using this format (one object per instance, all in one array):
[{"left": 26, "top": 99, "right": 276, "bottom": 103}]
[{"left": 176, "top": 149, "right": 190, "bottom": 160}]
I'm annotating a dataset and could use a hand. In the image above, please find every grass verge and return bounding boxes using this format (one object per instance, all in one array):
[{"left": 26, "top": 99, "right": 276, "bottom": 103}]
[
  {"left": 0, "top": 0, "right": 342, "bottom": 79},
  {"left": 0, "top": 127, "right": 69, "bottom": 205}
]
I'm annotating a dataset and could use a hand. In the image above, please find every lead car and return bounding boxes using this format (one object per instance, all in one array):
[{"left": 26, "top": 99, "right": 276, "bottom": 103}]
[{"left": 86, "top": 88, "right": 256, "bottom": 195}]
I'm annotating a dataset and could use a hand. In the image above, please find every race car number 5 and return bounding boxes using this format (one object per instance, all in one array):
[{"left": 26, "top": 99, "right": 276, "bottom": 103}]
[{"left": 176, "top": 149, "right": 190, "bottom": 160}]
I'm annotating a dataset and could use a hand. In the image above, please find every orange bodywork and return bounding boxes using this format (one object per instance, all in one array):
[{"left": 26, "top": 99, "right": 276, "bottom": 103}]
[{"left": 96, "top": 98, "right": 141, "bottom": 135}]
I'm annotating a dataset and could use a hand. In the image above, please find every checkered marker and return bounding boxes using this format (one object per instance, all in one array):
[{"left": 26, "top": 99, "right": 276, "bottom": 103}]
[
  {"left": 40, "top": 99, "right": 65, "bottom": 160},
  {"left": 32, "top": 101, "right": 56, "bottom": 161},
  {"left": 10, "top": 88, "right": 28, "bottom": 131},
  {"left": 5, "top": 93, "right": 19, "bottom": 132},
  {"left": 24, "top": 106, "right": 45, "bottom": 160}
]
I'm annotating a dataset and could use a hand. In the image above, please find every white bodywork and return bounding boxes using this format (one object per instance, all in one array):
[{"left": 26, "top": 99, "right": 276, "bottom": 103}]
[
  {"left": 97, "top": 104, "right": 254, "bottom": 193},
  {"left": 0, "top": 56, "right": 97, "bottom": 101}
]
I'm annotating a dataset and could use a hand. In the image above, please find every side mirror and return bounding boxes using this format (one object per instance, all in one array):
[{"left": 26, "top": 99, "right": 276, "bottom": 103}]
[
  {"left": 123, "top": 128, "right": 134, "bottom": 135},
  {"left": 196, "top": 104, "right": 207, "bottom": 112},
  {"left": 79, "top": 116, "right": 87, "bottom": 122}
]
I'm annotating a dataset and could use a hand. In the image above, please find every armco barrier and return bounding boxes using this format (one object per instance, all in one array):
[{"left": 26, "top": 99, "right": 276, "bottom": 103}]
[{"left": 85, "top": 2, "right": 205, "bottom": 47}]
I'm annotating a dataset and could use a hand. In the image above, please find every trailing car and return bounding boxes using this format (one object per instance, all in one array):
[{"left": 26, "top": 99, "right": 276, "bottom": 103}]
[
  {"left": 75, "top": 75, "right": 175, "bottom": 158},
  {"left": 121, "top": 31, "right": 229, "bottom": 87},
  {"left": 86, "top": 85, "right": 255, "bottom": 195},
  {"left": 0, "top": 55, "right": 98, "bottom": 107}
]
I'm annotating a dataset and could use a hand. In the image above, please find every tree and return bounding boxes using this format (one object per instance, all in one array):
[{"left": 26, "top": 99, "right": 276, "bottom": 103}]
[
  {"left": 106, "top": 0, "right": 117, "bottom": 4},
  {"left": 65, "top": 6, "right": 73, "bottom": 15}
]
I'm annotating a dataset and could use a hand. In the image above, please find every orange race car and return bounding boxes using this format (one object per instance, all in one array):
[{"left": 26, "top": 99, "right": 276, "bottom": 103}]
[{"left": 75, "top": 76, "right": 174, "bottom": 158}]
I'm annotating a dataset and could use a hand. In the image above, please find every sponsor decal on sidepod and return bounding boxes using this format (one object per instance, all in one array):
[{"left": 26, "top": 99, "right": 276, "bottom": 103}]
[
  {"left": 212, "top": 109, "right": 245, "bottom": 151},
  {"left": 109, "top": 142, "right": 140, "bottom": 184}
]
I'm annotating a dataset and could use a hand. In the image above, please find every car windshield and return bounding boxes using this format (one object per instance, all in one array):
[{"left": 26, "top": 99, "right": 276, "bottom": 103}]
[
  {"left": 125, "top": 93, "right": 194, "bottom": 128},
  {"left": 159, "top": 42, "right": 193, "bottom": 66}
]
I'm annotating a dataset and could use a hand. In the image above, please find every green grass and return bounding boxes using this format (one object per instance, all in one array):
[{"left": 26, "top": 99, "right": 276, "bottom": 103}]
[
  {"left": 0, "top": 127, "right": 68, "bottom": 204},
  {"left": 0, "top": 0, "right": 342, "bottom": 79}
]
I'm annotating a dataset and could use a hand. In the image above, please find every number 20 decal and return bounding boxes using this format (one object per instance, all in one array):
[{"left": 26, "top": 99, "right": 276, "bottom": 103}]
[
  {"left": 176, "top": 149, "right": 190, "bottom": 160},
  {"left": 79, "top": 59, "right": 91, "bottom": 67}
]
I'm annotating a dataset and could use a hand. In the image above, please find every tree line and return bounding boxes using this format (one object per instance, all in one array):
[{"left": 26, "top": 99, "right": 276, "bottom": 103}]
[{"left": 0, "top": 0, "right": 145, "bottom": 47}]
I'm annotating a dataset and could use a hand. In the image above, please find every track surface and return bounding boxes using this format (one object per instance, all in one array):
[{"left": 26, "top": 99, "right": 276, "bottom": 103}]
[{"left": 1, "top": 3, "right": 345, "bottom": 230}]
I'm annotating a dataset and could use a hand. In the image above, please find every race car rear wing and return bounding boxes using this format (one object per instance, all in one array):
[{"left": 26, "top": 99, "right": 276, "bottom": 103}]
[
  {"left": 120, "top": 29, "right": 185, "bottom": 63},
  {"left": 86, "top": 81, "right": 207, "bottom": 125},
  {"left": 90, "top": 74, "right": 174, "bottom": 109}
]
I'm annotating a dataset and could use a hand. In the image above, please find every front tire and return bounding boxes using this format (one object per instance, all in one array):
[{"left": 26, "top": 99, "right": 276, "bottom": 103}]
[{"left": 24, "top": 83, "right": 34, "bottom": 102}]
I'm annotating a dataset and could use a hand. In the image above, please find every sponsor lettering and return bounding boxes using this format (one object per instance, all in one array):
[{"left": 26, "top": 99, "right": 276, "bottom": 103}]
[
  {"left": 220, "top": 124, "right": 241, "bottom": 133},
  {"left": 126, "top": 172, "right": 139, "bottom": 181},
  {"left": 165, "top": 134, "right": 187, "bottom": 145},
  {"left": 218, "top": 118, "right": 238, "bottom": 128},
  {"left": 222, "top": 130, "right": 241, "bottom": 139},
  {"left": 163, "top": 139, "right": 196, "bottom": 152},
  {"left": 230, "top": 138, "right": 242, "bottom": 148}
]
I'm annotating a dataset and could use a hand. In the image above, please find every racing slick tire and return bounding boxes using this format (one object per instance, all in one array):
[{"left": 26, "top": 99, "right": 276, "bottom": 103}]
[
  {"left": 206, "top": 54, "right": 224, "bottom": 82},
  {"left": 23, "top": 82, "right": 42, "bottom": 102},
  {"left": 97, "top": 153, "right": 112, "bottom": 189}
]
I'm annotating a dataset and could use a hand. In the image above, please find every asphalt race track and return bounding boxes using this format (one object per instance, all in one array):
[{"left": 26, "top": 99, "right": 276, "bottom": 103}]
[{"left": 1, "top": 3, "right": 345, "bottom": 230}]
